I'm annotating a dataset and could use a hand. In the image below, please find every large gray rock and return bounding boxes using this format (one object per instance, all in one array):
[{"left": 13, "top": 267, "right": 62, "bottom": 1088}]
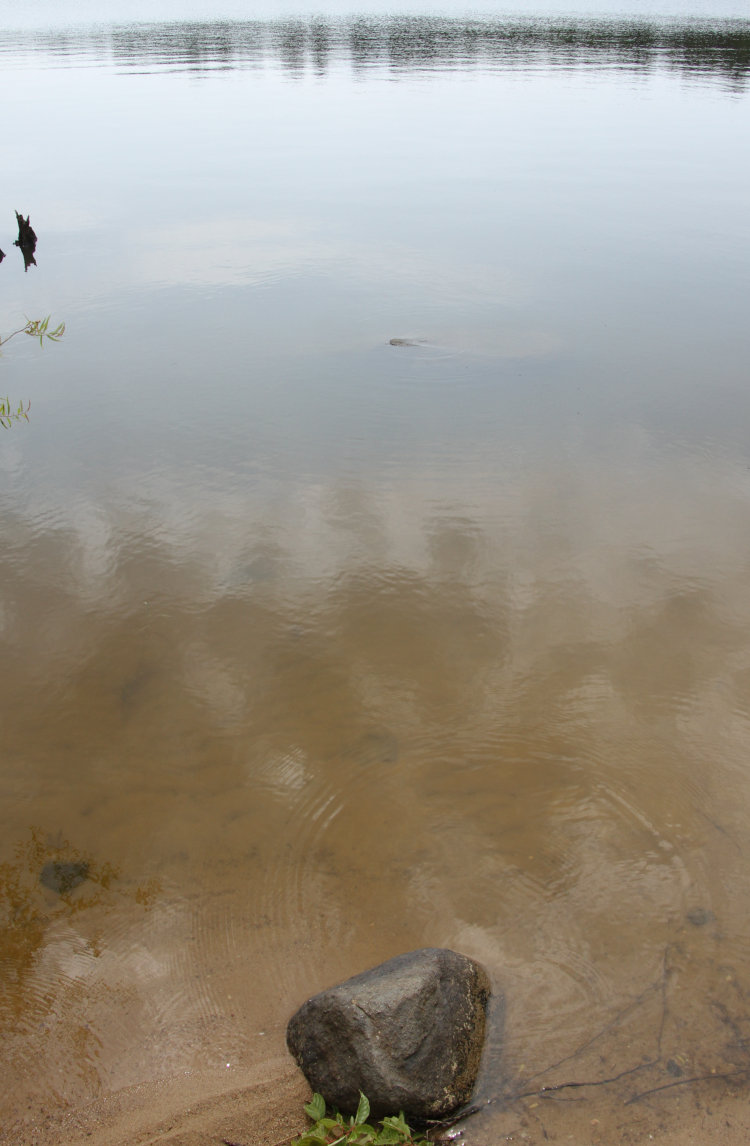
[{"left": 286, "top": 948, "right": 492, "bottom": 1120}]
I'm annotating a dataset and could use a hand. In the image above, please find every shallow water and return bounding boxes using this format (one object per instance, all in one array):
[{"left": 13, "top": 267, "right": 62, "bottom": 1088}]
[{"left": 1, "top": 2, "right": 750, "bottom": 1139}]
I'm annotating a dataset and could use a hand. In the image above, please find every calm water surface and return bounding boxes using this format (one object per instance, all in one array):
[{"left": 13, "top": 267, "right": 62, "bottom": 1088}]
[{"left": 1, "top": 1, "right": 750, "bottom": 1139}]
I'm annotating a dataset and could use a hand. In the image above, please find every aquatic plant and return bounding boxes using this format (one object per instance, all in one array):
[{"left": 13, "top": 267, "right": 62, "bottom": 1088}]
[
  {"left": 0, "top": 315, "right": 65, "bottom": 427},
  {"left": 0, "top": 315, "right": 65, "bottom": 349},
  {"left": 291, "top": 1092, "right": 432, "bottom": 1146},
  {"left": 0, "top": 826, "right": 160, "bottom": 1004},
  {"left": 0, "top": 396, "right": 31, "bottom": 428}
]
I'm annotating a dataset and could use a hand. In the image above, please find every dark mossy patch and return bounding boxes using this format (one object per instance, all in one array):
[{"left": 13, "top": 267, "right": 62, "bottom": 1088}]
[{"left": 40, "top": 860, "right": 90, "bottom": 895}]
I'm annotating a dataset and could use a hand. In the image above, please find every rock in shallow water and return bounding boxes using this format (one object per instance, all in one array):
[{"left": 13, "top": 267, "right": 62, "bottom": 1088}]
[
  {"left": 40, "top": 860, "right": 89, "bottom": 894},
  {"left": 286, "top": 947, "right": 491, "bottom": 1120}
]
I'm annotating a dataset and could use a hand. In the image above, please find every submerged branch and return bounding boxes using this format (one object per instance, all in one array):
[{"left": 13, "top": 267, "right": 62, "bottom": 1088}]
[{"left": 625, "top": 1067, "right": 750, "bottom": 1106}]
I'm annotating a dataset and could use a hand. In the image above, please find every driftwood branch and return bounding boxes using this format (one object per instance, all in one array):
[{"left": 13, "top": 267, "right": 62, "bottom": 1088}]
[
  {"left": 13, "top": 210, "right": 37, "bottom": 271},
  {"left": 14, "top": 210, "right": 37, "bottom": 249}
]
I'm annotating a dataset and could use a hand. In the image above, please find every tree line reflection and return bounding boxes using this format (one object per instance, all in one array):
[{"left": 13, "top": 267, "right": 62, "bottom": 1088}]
[{"left": 10, "top": 16, "right": 750, "bottom": 88}]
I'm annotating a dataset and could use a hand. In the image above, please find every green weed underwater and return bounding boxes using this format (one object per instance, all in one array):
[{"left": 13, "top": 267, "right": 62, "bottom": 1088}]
[{"left": 292, "top": 1093, "right": 432, "bottom": 1146}]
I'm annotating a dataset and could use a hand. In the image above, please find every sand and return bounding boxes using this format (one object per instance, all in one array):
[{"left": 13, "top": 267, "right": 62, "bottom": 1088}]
[
  {"left": 0, "top": 1058, "right": 308, "bottom": 1146},
  {"left": 3, "top": 1054, "right": 750, "bottom": 1146}
]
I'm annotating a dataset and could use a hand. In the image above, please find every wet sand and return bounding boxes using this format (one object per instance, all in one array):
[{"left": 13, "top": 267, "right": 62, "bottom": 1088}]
[
  {"left": 0, "top": 1056, "right": 309, "bottom": 1146},
  {"left": 5, "top": 1072, "right": 750, "bottom": 1146},
  {"left": 3, "top": 1043, "right": 750, "bottom": 1146}
]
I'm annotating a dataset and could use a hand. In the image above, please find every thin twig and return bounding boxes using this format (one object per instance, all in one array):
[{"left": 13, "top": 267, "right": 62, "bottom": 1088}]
[
  {"left": 523, "top": 948, "right": 671, "bottom": 1088},
  {"left": 625, "top": 1067, "right": 750, "bottom": 1105},
  {"left": 519, "top": 1058, "right": 659, "bottom": 1100}
]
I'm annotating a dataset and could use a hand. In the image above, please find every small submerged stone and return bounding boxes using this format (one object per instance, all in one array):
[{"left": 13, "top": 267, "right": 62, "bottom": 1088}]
[
  {"left": 342, "top": 729, "right": 399, "bottom": 767},
  {"left": 40, "top": 860, "right": 90, "bottom": 895},
  {"left": 686, "top": 906, "right": 714, "bottom": 927}
]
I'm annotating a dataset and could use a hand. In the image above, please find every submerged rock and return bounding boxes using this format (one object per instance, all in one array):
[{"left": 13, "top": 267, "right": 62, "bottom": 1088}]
[
  {"left": 40, "top": 860, "right": 90, "bottom": 894},
  {"left": 686, "top": 906, "right": 714, "bottom": 927},
  {"left": 341, "top": 729, "right": 399, "bottom": 768},
  {"left": 286, "top": 947, "right": 491, "bottom": 1120}
]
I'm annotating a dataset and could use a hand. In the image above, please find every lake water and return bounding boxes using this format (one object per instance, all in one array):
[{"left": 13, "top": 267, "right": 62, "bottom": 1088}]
[{"left": 1, "top": 1, "right": 750, "bottom": 1141}]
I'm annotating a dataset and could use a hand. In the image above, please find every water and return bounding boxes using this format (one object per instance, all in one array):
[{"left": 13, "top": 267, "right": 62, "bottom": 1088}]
[{"left": 1, "top": 3, "right": 750, "bottom": 1142}]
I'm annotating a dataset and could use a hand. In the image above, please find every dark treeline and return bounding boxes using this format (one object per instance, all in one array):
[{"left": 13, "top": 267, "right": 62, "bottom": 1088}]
[{"left": 5, "top": 16, "right": 750, "bottom": 88}]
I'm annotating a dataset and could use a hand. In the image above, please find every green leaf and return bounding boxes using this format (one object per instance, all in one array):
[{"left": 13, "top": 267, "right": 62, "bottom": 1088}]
[
  {"left": 345, "top": 1129, "right": 376, "bottom": 1146},
  {"left": 380, "top": 1113, "right": 410, "bottom": 1137},
  {"left": 374, "top": 1129, "right": 403, "bottom": 1145},
  {"left": 354, "top": 1092, "right": 370, "bottom": 1126},
  {"left": 304, "top": 1093, "right": 327, "bottom": 1122}
]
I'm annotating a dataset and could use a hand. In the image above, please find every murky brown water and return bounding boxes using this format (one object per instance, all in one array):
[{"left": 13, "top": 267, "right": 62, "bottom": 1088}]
[
  {"left": 2, "top": 7, "right": 750, "bottom": 1142},
  {"left": 4, "top": 444, "right": 750, "bottom": 1136}
]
